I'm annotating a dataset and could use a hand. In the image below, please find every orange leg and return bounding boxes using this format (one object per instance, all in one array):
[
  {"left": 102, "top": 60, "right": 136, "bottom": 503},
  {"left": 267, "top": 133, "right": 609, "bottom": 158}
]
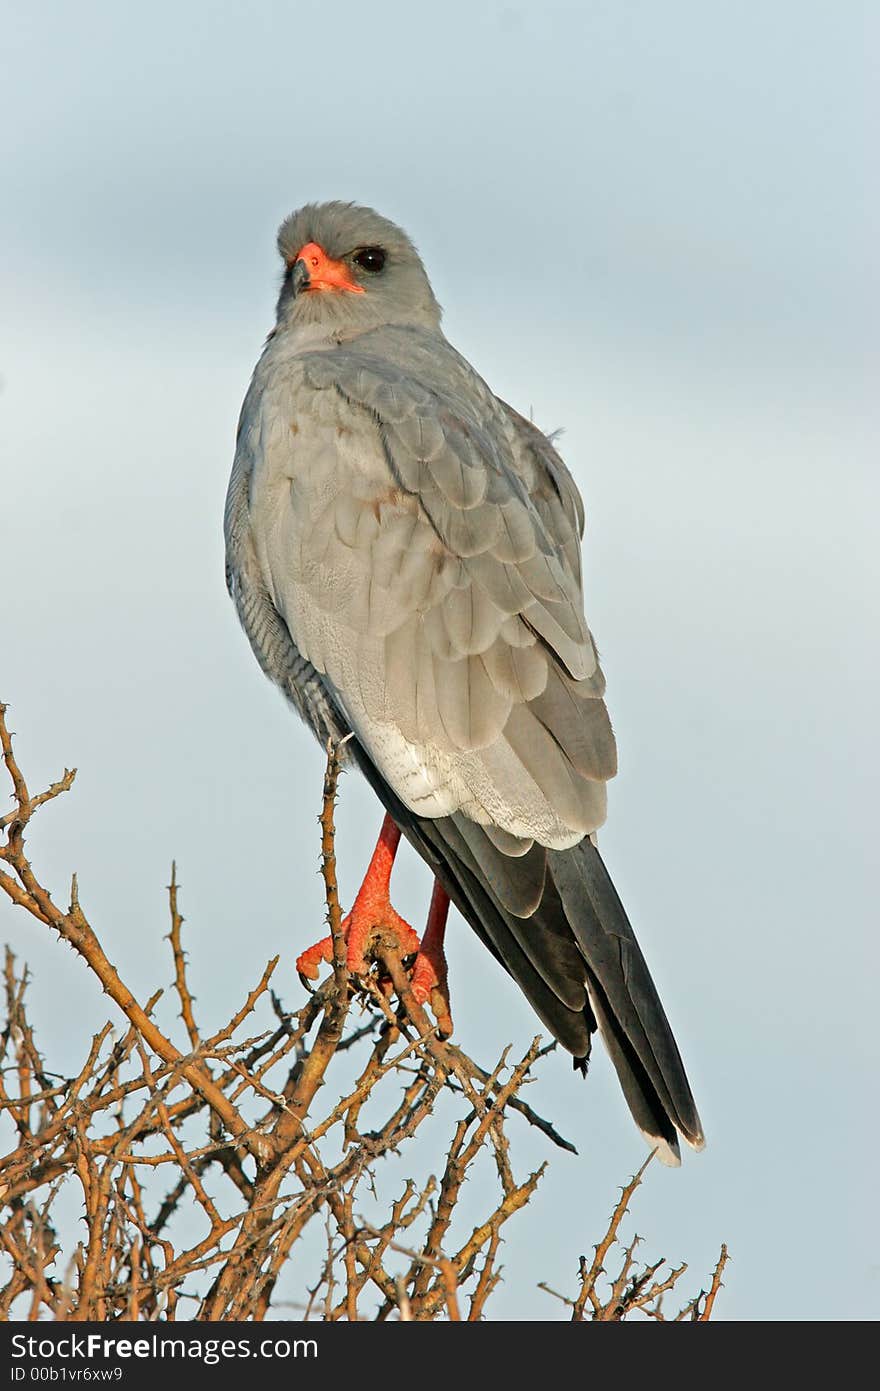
[
  {"left": 411, "top": 881, "right": 453, "bottom": 1037},
  {"left": 297, "top": 814, "right": 419, "bottom": 980},
  {"left": 296, "top": 815, "right": 453, "bottom": 1036}
]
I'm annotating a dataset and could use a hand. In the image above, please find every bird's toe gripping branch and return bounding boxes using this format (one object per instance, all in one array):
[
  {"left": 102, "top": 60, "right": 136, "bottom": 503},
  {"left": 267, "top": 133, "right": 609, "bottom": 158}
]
[
  {"left": 296, "top": 813, "right": 453, "bottom": 1037},
  {"left": 409, "top": 880, "right": 453, "bottom": 1037},
  {"left": 295, "top": 901, "right": 419, "bottom": 983}
]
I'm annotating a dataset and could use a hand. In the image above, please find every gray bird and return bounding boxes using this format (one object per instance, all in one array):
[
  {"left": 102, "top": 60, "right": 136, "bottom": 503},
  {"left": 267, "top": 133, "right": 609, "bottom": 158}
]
[{"left": 225, "top": 200, "right": 704, "bottom": 1165}]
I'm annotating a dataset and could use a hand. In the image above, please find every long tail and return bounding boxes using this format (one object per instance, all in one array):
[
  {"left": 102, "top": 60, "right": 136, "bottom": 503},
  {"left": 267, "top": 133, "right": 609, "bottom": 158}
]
[{"left": 352, "top": 744, "right": 704, "bottom": 1165}]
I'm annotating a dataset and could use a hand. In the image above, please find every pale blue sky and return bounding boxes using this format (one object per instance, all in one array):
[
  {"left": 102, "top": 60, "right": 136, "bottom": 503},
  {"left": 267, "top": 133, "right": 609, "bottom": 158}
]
[{"left": 2, "top": 1, "right": 877, "bottom": 1319}]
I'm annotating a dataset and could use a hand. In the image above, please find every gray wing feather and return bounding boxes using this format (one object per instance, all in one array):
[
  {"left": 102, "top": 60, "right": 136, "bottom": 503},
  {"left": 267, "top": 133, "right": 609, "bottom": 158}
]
[
  {"left": 224, "top": 385, "right": 350, "bottom": 749},
  {"left": 283, "top": 331, "right": 616, "bottom": 841}
]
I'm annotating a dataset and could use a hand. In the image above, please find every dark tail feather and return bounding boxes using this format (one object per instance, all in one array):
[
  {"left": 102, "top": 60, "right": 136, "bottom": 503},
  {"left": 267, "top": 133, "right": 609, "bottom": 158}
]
[
  {"left": 549, "top": 840, "right": 705, "bottom": 1159},
  {"left": 351, "top": 743, "right": 703, "bottom": 1163}
]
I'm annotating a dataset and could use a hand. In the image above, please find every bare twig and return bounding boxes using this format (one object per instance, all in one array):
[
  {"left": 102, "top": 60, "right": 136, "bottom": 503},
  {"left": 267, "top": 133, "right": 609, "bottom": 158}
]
[{"left": 0, "top": 705, "right": 726, "bottom": 1322}]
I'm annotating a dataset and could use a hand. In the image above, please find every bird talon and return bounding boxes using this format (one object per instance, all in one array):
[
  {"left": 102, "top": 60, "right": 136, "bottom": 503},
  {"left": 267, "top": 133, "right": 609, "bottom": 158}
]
[
  {"left": 295, "top": 936, "right": 332, "bottom": 982},
  {"left": 411, "top": 948, "right": 453, "bottom": 1038}
]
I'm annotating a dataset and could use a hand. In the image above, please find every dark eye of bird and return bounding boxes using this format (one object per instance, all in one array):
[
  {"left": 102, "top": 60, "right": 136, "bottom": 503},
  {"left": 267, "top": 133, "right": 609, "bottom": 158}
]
[{"left": 353, "top": 246, "right": 386, "bottom": 274}]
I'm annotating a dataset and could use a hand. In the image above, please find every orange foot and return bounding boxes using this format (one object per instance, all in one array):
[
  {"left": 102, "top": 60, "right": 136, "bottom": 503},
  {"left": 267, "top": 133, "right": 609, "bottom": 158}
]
[
  {"left": 296, "top": 814, "right": 453, "bottom": 1036},
  {"left": 296, "top": 896, "right": 420, "bottom": 982},
  {"left": 410, "top": 881, "right": 453, "bottom": 1037}
]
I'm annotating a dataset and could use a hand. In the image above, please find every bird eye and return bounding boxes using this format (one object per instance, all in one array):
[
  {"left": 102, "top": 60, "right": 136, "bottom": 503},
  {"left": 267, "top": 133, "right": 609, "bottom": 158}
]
[{"left": 352, "top": 246, "right": 386, "bottom": 274}]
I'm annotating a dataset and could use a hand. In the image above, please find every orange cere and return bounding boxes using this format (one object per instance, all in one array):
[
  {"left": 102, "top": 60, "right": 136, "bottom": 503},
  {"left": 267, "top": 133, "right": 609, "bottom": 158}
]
[{"left": 294, "top": 241, "right": 365, "bottom": 293}]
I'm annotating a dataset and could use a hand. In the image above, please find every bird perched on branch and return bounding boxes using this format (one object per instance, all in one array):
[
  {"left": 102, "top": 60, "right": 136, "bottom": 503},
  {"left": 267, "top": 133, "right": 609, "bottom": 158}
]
[{"left": 225, "top": 201, "right": 704, "bottom": 1165}]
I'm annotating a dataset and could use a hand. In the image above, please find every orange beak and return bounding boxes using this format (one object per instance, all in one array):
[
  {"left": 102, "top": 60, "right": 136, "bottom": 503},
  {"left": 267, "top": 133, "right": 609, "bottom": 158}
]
[{"left": 292, "top": 241, "right": 365, "bottom": 294}]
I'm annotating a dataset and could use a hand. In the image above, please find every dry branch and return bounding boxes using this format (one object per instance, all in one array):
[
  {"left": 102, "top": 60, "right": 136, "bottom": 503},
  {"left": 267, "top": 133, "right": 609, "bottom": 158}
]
[
  {"left": 0, "top": 702, "right": 727, "bottom": 1320},
  {"left": 538, "top": 1155, "right": 729, "bottom": 1321}
]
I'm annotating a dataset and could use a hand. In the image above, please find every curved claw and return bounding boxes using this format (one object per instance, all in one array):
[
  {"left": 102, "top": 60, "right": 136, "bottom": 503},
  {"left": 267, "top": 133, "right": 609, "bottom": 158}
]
[{"left": 295, "top": 934, "right": 332, "bottom": 982}]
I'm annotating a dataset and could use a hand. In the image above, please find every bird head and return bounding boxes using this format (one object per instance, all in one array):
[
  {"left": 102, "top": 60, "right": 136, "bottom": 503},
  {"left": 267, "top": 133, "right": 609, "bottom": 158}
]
[{"left": 275, "top": 201, "right": 441, "bottom": 334}]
